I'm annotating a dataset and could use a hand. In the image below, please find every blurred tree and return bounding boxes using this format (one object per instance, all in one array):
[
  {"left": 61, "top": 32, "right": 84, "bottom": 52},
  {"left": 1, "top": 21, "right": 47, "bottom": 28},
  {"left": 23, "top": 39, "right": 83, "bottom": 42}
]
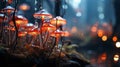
[{"left": 113, "top": 0, "right": 120, "bottom": 33}]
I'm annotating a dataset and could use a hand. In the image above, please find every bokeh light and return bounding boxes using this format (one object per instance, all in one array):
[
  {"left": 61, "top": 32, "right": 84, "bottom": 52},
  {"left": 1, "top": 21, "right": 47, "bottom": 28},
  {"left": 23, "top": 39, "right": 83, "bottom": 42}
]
[
  {"left": 112, "top": 36, "right": 118, "bottom": 42},
  {"left": 19, "top": 3, "right": 30, "bottom": 11},
  {"left": 115, "top": 42, "right": 120, "bottom": 48},
  {"left": 101, "top": 53, "right": 107, "bottom": 61},
  {"left": 8, "top": 0, "right": 13, "bottom": 4},
  {"left": 97, "top": 29, "right": 104, "bottom": 37},
  {"left": 102, "top": 35, "right": 107, "bottom": 41},
  {"left": 91, "top": 26, "right": 97, "bottom": 33},
  {"left": 71, "top": 26, "right": 78, "bottom": 33},
  {"left": 114, "top": 54, "right": 119, "bottom": 62}
]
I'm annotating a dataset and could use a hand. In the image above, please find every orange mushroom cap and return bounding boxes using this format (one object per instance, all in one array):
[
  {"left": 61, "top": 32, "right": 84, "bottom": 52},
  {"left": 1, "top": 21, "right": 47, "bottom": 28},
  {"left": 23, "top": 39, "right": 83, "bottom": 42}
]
[
  {"left": 27, "top": 29, "right": 39, "bottom": 36},
  {"left": 41, "top": 23, "right": 56, "bottom": 32},
  {"left": 50, "top": 30, "right": 64, "bottom": 37},
  {"left": 18, "top": 31, "right": 27, "bottom": 37},
  {"left": 9, "top": 15, "right": 28, "bottom": 26},
  {"left": 2, "top": 6, "right": 15, "bottom": 14},
  {"left": 50, "top": 16, "right": 66, "bottom": 26},
  {"left": 33, "top": 9, "right": 52, "bottom": 19}
]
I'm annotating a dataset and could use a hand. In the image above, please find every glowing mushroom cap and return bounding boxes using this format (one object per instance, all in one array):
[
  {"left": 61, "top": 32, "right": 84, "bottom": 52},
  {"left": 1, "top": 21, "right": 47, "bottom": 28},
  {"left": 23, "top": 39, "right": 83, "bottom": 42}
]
[
  {"left": 33, "top": 9, "right": 52, "bottom": 19},
  {"left": 27, "top": 29, "right": 39, "bottom": 36},
  {"left": 42, "top": 23, "right": 56, "bottom": 32},
  {"left": 50, "top": 16, "right": 66, "bottom": 26},
  {"left": 23, "top": 23, "right": 35, "bottom": 31},
  {"left": 9, "top": 15, "right": 28, "bottom": 26},
  {"left": 61, "top": 31, "right": 70, "bottom": 37},
  {"left": 7, "top": 27, "right": 15, "bottom": 31},
  {"left": 18, "top": 31, "right": 27, "bottom": 37},
  {"left": 50, "top": 30, "right": 64, "bottom": 37},
  {"left": 2, "top": 6, "right": 15, "bottom": 14}
]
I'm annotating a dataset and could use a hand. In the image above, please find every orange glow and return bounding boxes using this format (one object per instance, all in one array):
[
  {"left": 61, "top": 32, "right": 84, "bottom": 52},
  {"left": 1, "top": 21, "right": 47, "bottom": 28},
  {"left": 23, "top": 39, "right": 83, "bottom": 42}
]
[
  {"left": 3, "top": 6, "right": 15, "bottom": 14},
  {"left": 51, "top": 33, "right": 61, "bottom": 38},
  {"left": 102, "top": 22, "right": 113, "bottom": 36},
  {"left": 42, "top": 23, "right": 56, "bottom": 32},
  {"left": 112, "top": 36, "right": 118, "bottom": 42},
  {"left": 91, "top": 26, "right": 97, "bottom": 32},
  {"left": 50, "top": 30, "right": 63, "bottom": 37},
  {"left": 19, "top": 3, "right": 30, "bottom": 11},
  {"left": 61, "top": 31, "right": 70, "bottom": 37},
  {"left": 101, "top": 53, "right": 107, "bottom": 61},
  {"left": 28, "top": 29, "right": 39, "bottom": 36},
  {"left": 60, "top": 52, "right": 66, "bottom": 57},
  {"left": 114, "top": 54, "right": 119, "bottom": 62},
  {"left": 8, "top": 0, "right": 13, "bottom": 4},
  {"left": 102, "top": 22, "right": 108, "bottom": 27},
  {"left": 18, "top": 32, "right": 27, "bottom": 37},
  {"left": 22, "top": 23, "right": 34, "bottom": 31},
  {"left": 16, "top": 20, "right": 26, "bottom": 25},
  {"left": 6, "top": 10, "right": 13, "bottom": 14},
  {"left": 34, "top": 13, "right": 52, "bottom": 19},
  {"left": 50, "top": 16, "right": 66, "bottom": 26},
  {"left": 97, "top": 29, "right": 104, "bottom": 37},
  {"left": 7, "top": 27, "right": 15, "bottom": 31},
  {"left": 115, "top": 42, "right": 120, "bottom": 48},
  {"left": 41, "top": 16, "right": 45, "bottom": 20},
  {"left": 71, "top": 26, "right": 77, "bottom": 33},
  {"left": 9, "top": 15, "right": 28, "bottom": 26},
  {"left": 102, "top": 35, "right": 107, "bottom": 41},
  {"left": 33, "top": 9, "right": 52, "bottom": 19}
]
